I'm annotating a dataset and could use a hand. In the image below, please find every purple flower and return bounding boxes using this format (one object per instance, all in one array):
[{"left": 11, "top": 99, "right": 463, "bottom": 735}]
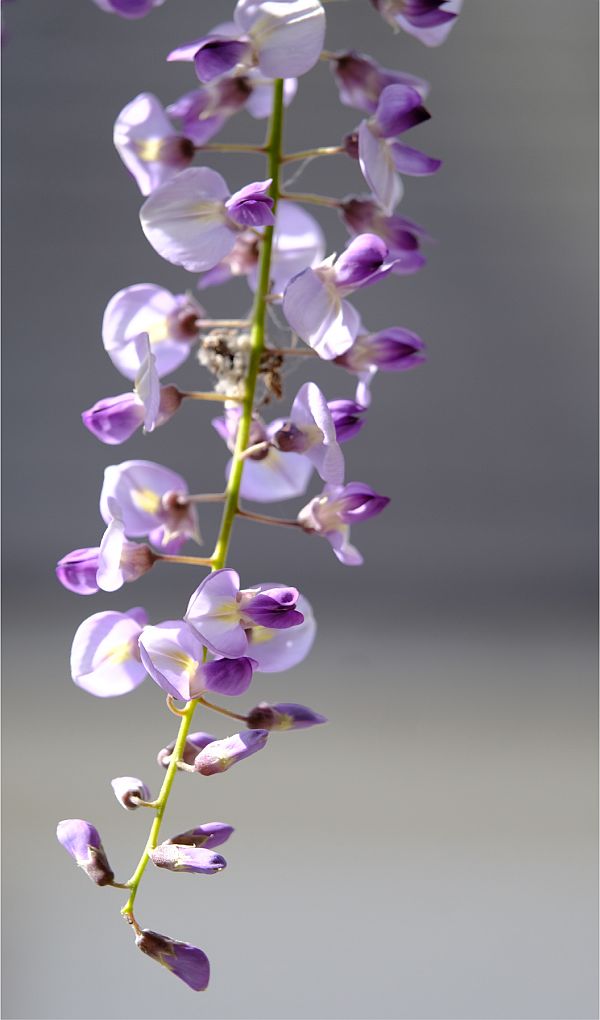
[
  {"left": 167, "top": 78, "right": 253, "bottom": 146},
  {"left": 244, "top": 587, "right": 317, "bottom": 672},
  {"left": 283, "top": 234, "right": 399, "bottom": 359},
  {"left": 185, "top": 569, "right": 303, "bottom": 658},
  {"left": 140, "top": 168, "right": 275, "bottom": 273},
  {"left": 56, "top": 547, "right": 103, "bottom": 595},
  {"left": 327, "top": 399, "right": 367, "bottom": 443},
  {"left": 92, "top": 0, "right": 164, "bottom": 17},
  {"left": 246, "top": 701, "right": 327, "bottom": 731},
  {"left": 193, "top": 729, "right": 269, "bottom": 775},
  {"left": 298, "top": 482, "right": 390, "bottom": 565},
  {"left": 99, "top": 460, "right": 200, "bottom": 554},
  {"left": 334, "top": 326, "right": 426, "bottom": 405},
  {"left": 168, "top": 1, "right": 326, "bottom": 83},
  {"left": 82, "top": 385, "right": 182, "bottom": 446},
  {"left": 56, "top": 819, "right": 114, "bottom": 886},
  {"left": 163, "top": 823, "right": 234, "bottom": 849},
  {"left": 340, "top": 197, "right": 429, "bottom": 273},
  {"left": 330, "top": 49, "right": 429, "bottom": 113},
  {"left": 70, "top": 607, "right": 148, "bottom": 697},
  {"left": 136, "top": 929, "right": 210, "bottom": 992},
  {"left": 372, "top": 0, "right": 462, "bottom": 47},
  {"left": 110, "top": 776, "right": 151, "bottom": 810},
  {"left": 114, "top": 93, "right": 194, "bottom": 196},
  {"left": 200, "top": 199, "right": 325, "bottom": 299},
  {"left": 150, "top": 844, "right": 227, "bottom": 874},
  {"left": 271, "top": 382, "right": 345, "bottom": 484},
  {"left": 96, "top": 499, "right": 158, "bottom": 591},
  {"left": 157, "top": 731, "right": 217, "bottom": 769},
  {"left": 356, "top": 84, "right": 441, "bottom": 214},
  {"left": 213, "top": 411, "right": 313, "bottom": 503},
  {"left": 102, "top": 284, "right": 202, "bottom": 381},
  {"left": 139, "top": 619, "right": 257, "bottom": 699}
]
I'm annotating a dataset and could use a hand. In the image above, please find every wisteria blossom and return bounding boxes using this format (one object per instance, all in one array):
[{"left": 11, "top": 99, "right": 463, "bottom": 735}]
[
  {"left": 356, "top": 84, "right": 441, "bottom": 213},
  {"left": 136, "top": 929, "right": 210, "bottom": 991},
  {"left": 335, "top": 326, "right": 426, "bottom": 405},
  {"left": 298, "top": 482, "right": 390, "bottom": 564},
  {"left": 246, "top": 701, "right": 327, "bottom": 730},
  {"left": 114, "top": 93, "right": 195, "bottom": 196},
  {"left": 96, "top": 498, "right": 157, "bottom": 592},
  {"left": 271, "top": 382, "right": 345, "bottom": 484},
  {"left": 328, "top": 398, "right": 368, "bottom": 443},
  {"left": 163, "top": 823, "right": 234, "bottom": 849},
  {"left": 150, "top": 844, "right": 227, "bottom": 874},
  {"left": 372, "top": 0, "right": 462, "bottom": 47},
  {"left": 340, "top": 196, "right": 429, "bottom": 274},
  {"left": 283, "top": 233, "right": 399, "bottom": 358},
  {"left": 140, "top": 168, "right": 275, "bottom": 272},
  {"left": 167, "top": 0, "right": 326, "bottom": 83},
  {"left": 111, "top": 776, "right": 152, "bottom": 810},
  {"left": 99, "top": 460, "right": 199, "bottom": 553},
  {"left": 330, "top": 49, "right": 429, "bottom": 113},
  {"left": 214, "top": 411, "right": 314, "bottom": 502},
  {"left": 70, "top": 607, "right": 148, "bottom": 696},
  {"left": 102, "top": 284, "right": 202, "bottom": 380},
  {"left": 167, "top": 73, "right": 297, "bottom": 146},
  {"left": 93, "top": 0, "right": 165, "bottom": 18},
  {"left": 185, "top": 569, "right": 303, "bottom": 658},
  {"left": 139, "top": 620, "right": 257, "bottom": 700},
  {"left": 193, "top": 729, "right": 269, "bottom": 775},
  {"left": 56, "top": 819, "right": 114, "bottom": 885}
]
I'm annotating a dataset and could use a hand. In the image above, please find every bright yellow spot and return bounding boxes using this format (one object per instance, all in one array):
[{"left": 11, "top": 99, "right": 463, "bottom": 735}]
[
  {"left": 103, "top": 640, "right": 135, "bottom": 667},
  {"left": 169, "top": 651, "right": 198, "bottom": 679},
  {"left": 211, "top": 600, "right": 241, "bottom": 623},
  {"left": 137, "top": 138, "right": 165, "bottom": 163},
  {"left": 248, "top": 625, "right": 275, "bottom": 646},
  {"left": 132, "top": 488, "right": 162, "bottom": 515}
]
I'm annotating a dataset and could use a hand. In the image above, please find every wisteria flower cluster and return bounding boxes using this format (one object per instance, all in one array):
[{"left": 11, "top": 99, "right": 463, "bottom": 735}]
[{"left": 57, "top": 0, "right": 460, "bottom": 993}]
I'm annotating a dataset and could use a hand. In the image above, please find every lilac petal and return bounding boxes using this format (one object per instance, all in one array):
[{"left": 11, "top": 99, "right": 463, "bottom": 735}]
[
  {"left": 138, "top": 621, "right": 205, "bottom": 701},
  {"left": 358, "top": 120, "right": 402, "bottom": 215},
  {"left": 246, "top": 589, "right": 316, "bottom": 672},
  {"left": 136, "top": 929, "right": 210, "bottom": 991},
  {"left": 334, "top": 233, "right": 390, "bottom": 289},
  {"left": 365, "top": 327, "right": 426, "bottom": 369},
  {"left": 185, "top": 568, "right": 248, "bottom": 658},
  {"left": 200, "top": 656, "right": 256, "bottom": 697},
  {"left": 193, "top": 729, "right": 268, "bottom": 775},
  {"left": 164, "top": 823, "right": 234, "bottom": 849},
  {"left": 331, "top": 49, "right": 429, "bottom": 113},
  {"left": 396, "top": 0, "right": 462, "bottom": 46},
  {"left": 328, "top": 399, "right": 367, "bottom": 443},
  {"left": 56, "top": 819, "right": 114, "bottom": 885},
  {"left": 150, "top": 844, "right": 227, "bottom": 874},
  {"left": 102, "top": 284, "right": 197, "bottom": 381},
  {"left": 326, "top": 527, "right": 364, "bottom": 566},
  {"left": 283, "top": 268, "right": 360, "bottom": 359},
  {"left": 225, "top": 179, "right": 275, "bottom": 227},
  {"left": 234, "top": 446, "right": 314, "bottom": 502},
  {"left": 134, "top": 335, "right": 161, "bottom": 432},
  {"left": 140, "top": 167, "right": 236, "bottom": 273},
  {"left": 93, "top": 0, "right": 164, "bottom": 17},
  {"left": 56, "top": 547, "right": 101, "bottom": 595},
  {"left": 113, "top": 93, "right": 193, "bottom": 197},
  {"left": 390, "top": 250, "right": 427, "bottom": 274},
  {"left": 374, "top": 83, "right": 430, "bottom": 138},
  {"left": 390, "top": 142, "right": 442, "bottom": 176},
  {"left": 339, "top": 481, "right": 391, "bottom": 522},
  {"left": 194, "top": 36, "right": 252, "bottom": 82},
  {"left": 158, "top": 731, "right": 217, "bottom": 769},
  {"left": 70, "top": 608, "right": 148, "bottom": 697},
  {"left": 246, "top": 701, "right": 327, "bottom": 730},
  {"left": 235, "top": 0, "right": 326, "bottom": 79},
  {"left": 245, "top": 72, "right": 298, "bottom": 118},
  {"left": 290, "top": 382, "right": 345, "bottom": 484},
  {"left": 243, "top": 587, "right": 303, "bottom": 630},
  {"left": 99, "top": 460, "right": 189, "bottom": 536},
  {"left": 82, "top": 393, "right": 145, "bottom": 445}
]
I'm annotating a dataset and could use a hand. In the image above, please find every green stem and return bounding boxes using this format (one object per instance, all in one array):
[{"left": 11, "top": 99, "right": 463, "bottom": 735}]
[{"left": 121, "top": 79, "right": 286, "bottom": 927}]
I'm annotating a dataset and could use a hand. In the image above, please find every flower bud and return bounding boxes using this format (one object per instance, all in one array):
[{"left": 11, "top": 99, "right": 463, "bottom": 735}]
[
  {"left": 163, "top": 822, "right": 234, "bottom": 849},
  {"left": 157, "top": 730, "right": 216, "bottom": 769},
  {"left": 150, "top": 844, "right": 227, "bottom": 874},
  {"left": 193, "top": 730, "right": 268, "bottom": 776},
  {"left": 56, "top": 819, "right": 114, "bottom": 886},
  {"left": 56, "top": 547, "right": 101, "bottom": 595},
  {"left": 246, "top": 702, "right": 328, "bottom": 731},
  {"left": 110, "top": 776, "right": 151, "bottom": 810},
  {"left": 135, "top": 928, "right": 210, "bottom": 991}
]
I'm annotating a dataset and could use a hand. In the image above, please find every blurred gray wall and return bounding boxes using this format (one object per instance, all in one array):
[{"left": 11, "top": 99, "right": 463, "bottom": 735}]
[{"left": 2, "top": 2, "right": 598, "bottom": 1018}]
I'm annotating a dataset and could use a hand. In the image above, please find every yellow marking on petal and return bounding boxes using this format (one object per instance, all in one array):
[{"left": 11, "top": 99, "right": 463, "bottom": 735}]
[
  {"left": 248, "top": 625, "right": 275, "bottom": 646},
  {"left": 137, "top": 137, "right": 167, "bottom": 163},
  {"left": 210, "top": 599, "right": 242, "bottom": 623},
  {"left": 103, "top": 639, "right": 136, "bottom": 667},
  {"left": 169, "top": 651, "right": 199, "bottom": 679},
  {"left": 131, "top": 487, "right": 162, "bottom": 515}
]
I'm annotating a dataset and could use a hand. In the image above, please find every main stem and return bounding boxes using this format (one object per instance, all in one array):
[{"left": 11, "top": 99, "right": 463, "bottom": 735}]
[{"left": 121, "top": 79, "right": 285, "bottom": 925}]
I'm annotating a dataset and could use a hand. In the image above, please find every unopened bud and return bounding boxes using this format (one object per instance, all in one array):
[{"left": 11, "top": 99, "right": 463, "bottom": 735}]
[
  {"left": 194, "top": 730, "right": 268, "bottom": 776},
  {"left": 246, "top": 702, "right": 328, "bottom": 732},
  {"left": 164, "top": 822, "right": 234, "bottom": 849},
  {"left": 56, "top": 819, "right": 114, "bottom": 886},
  {"left": 110, "top": 776, "right": 151, "bottom": 810},
  {"left": 136, "top": 929, "right": 210, "bottom": 991},
  {"left": 157, "top": 730, "right": 216, "bottom": 769},
  {"left": 150, "top": 844, "right": 227, "bottom": 874}
]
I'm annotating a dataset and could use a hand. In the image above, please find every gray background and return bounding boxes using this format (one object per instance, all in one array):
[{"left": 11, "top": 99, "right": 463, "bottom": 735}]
[{"left": 2, "top": 1, "right": 598, "bottom": 1018}]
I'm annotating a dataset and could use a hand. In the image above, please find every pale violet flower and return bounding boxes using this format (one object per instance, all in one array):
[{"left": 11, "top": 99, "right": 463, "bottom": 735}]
[
  {"left": 70, "top": 607, "right": 148, "bottom": 697},
  {"left": 99, "top": 461, "right": 200, "bottom": 553},
  {"left": 271, "top": 382, "right": 345, "bottom": 485},
  {"left": 139, "top": 620, "right": 257, "bottom": 699},
  {"left": 114, "top": 93, "right": 194, "bottom": 196},
  {"left": 298, "top": 482, "right": 390, "bottom": 565},
  {"left": 372, "top": 0, "right": 463, "bottom": 47},
  {"left": 213, "top": 410, "right": 314, "bottom": 503},
  {"left": 334, "top": 326, "right": 426, "bottom": 405}
]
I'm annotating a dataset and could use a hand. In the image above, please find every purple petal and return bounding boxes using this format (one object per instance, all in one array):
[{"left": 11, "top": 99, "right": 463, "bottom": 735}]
[
  {"left": 390, "top": 142, "right": 442, "bottom": 176},
  {"left": 396, "top": 0, "right": 462, "bottom": 46},
  {"left": 164, "top": 823, "right": 234, "bottom": 849},
  {"left": 194, "top": 729, "right": 268, "bottom": 775},
  {"left": 246, "top": 701, "right": 327, "bottom": 730},
  {"left": 331, "top": 49, "right": 429, "bottom": 114},
  {"left": 56, "top": 819, "right": 114, "bottom": 885},
  {"left": 138, "top": 620, "right": 205, "bottom": 701},
  {"left": 334, "top": 233, "right": 390, "bottom": 289},
  {"left": 328, "top": 399, "right": 367, "bottom": 443},
  {"left": 185, "top": 568, "right": 249, "bottom": 658},
  {"left": 136, "top": 929, "right": 210, "bottom": 991},
  {"left": 56, "top": 547, "right": 100, "bottom": 595},
  {"left": 150, "top": 844, "right": 227, "bottom": 874},
  {"left": 358, "top": 121, "right": 402, "bottom": 214},
  {"left": 374, "top": 83, "right": 430, "bottom": 138},
  {"left": 246, "top": 589, "right": 316, "bottom": 673},
  {"left": 194, "top": 36, "right": 251, "bottom": 83},
  {"left": 82, "top": 393, "right": 145, "bottom": 445},
  {"left": 93, "top": 0, "right": 164, "bottom": 17},
  {"left": 200, "top": 656, "right": 256, "bottom": 697},
  {"left": 225, "top": 179, "right": 275, "bottom": 228}
]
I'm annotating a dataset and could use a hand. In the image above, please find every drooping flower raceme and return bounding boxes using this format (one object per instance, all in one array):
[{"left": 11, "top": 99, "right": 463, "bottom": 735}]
[{"left": 59, "top": 0, "right": 457, "bottom": 995}]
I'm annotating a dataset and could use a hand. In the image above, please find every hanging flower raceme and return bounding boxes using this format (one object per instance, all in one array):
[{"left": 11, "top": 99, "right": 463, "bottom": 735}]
[
  {"left": 99, "top": 460, "right": 200, "bottom": 553},
  {"left": 371, "top": 0, "right": 462, "bottom": 47},
  {"left": 282, "top": 233, "right": 400, "bottom": 359},
  {"left": 139, "top": 620, "right": 258, "bottom": 700},
  {"left": 298, "top": 482, "right": 390, "bottom": 565},
  {"left": 354, "top": 83, "right": 441, "bottom": 214},
  {"left": 198, "top": 200, "right": 325, "bottom": 295},
  {"left": 329, "top": 49, "right": 429, "bottom": 113},
  {"left": 213, "top": 409, "right": 313, "bottom": 502},
  {"left": 114, "top": 93, "right": 195, "bottom": 196},
  {"left": 102, "top": 284, "right": 203, "bottom": 380},
  {"left": 334, "top": 326, "right": 426, "bottom": 405},
  {"left": 185, "top": 569, "right": 304, "bottom": 658},
  {"left": 167, "top": 0, "right": 326, "bottom": 83},
  {"left": 340, "top": 197, "right": 430, "bottom": 274},
  {"left": 70, "top": 607, "right": 148, "bottom": 696},
  {"left": 140, "top": 167, "right": 275, "bottom": 273}
]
